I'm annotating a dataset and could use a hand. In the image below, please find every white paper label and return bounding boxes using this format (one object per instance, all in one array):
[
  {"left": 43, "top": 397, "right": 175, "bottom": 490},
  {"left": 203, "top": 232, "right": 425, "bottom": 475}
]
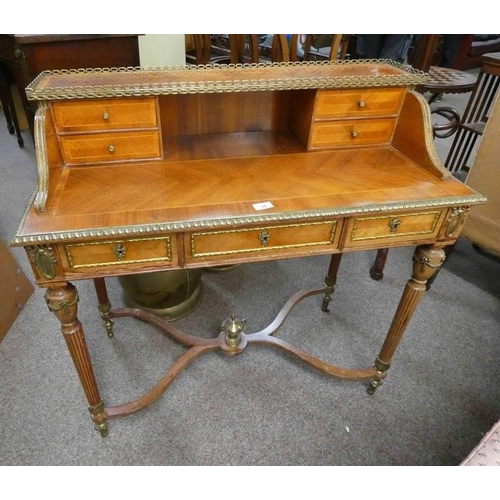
[{"left": 252, "top": 201, "right": 274, "bottom": 211}]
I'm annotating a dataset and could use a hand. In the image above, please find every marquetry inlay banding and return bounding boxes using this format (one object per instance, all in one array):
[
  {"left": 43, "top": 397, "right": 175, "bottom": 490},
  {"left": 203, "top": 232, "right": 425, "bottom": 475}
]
[
  {"left": 190, "top": 221, "right": 338, "bottom": 258},
  {"left": 350, "top": 211, "right": 442, "bottom": 242},
  {"left": 64, "top": 236, "right": 172, "bottom": 269}
]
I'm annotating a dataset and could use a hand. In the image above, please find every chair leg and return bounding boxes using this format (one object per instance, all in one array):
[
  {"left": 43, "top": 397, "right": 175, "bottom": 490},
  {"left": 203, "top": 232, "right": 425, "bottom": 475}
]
[
  {"left": 370, "top": 248, "right": 389, "bottom": 281},
  {"left": 0, "top": 82, "right": 24, "bottom": 148},
  {"left": 6, "top": 86, "right": 24, "bottom": 148},
  {"left": 0, "top": 84, "right": 15, "bottom": 134}
]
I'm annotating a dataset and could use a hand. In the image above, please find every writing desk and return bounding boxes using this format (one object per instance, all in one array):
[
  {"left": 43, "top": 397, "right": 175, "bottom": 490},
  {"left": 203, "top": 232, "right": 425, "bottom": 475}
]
[{"left": 12, "top": 61, "right": 485, "bottom": 436}]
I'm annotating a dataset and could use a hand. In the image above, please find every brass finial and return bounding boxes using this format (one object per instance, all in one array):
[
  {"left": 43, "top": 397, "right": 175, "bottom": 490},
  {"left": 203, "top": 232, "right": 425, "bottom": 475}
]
[{"left": 221, "top": 314, "right": 246, "bottom": 347}]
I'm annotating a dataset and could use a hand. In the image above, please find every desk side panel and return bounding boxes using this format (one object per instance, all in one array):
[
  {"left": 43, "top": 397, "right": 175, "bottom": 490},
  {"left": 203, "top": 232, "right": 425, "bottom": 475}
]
[{"left": 392, "top": 90, "right": 450, "bottom": 180}]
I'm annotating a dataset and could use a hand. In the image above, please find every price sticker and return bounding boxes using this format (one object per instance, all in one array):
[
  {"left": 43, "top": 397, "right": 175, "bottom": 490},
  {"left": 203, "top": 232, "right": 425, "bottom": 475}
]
[{"left": 252, "top": 201, "right": 274, "bottom": 211}]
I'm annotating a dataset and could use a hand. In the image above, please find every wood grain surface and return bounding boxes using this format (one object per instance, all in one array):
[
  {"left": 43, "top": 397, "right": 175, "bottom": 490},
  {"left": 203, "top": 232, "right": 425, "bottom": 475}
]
[{"left": 15, "top": 146, "right": 477, "bottom": 241}]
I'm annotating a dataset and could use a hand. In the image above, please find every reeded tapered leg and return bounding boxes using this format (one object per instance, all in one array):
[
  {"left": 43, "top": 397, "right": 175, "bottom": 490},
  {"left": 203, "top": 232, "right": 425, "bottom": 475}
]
[
  {"left": 45, "top": 283, "right": 108, "bottom": 437},
  {"left": 370, "top": 248, "right": 389, "bottom": 281},
  {"left": 322, "top": 253, "right": 343, "bottom": 312},
  {"left": 367, "top": 244, "right": 446, "bottom": 394},
  {"left": 93, "top": 278, "right": 114, "bottom": 338}
]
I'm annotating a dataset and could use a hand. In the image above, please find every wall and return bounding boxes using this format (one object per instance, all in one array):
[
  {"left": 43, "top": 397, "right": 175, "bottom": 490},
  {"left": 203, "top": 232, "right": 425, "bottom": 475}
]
[
  {"left": 138, "top": 34, "right": 186, "bottom": 66},
  {"left": 462, "top": 92, "right": 500, "bottom": 256}
]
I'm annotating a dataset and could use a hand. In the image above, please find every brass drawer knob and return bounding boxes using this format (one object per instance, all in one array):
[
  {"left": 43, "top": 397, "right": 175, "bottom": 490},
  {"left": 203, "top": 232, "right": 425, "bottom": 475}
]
[
  {"left": 358, "top": 100, "right": 366, "bottom": 108},
  {"left": 258, "top": 229, "right": 271, "bottom": 246},
  {"left": 389, "top": 217, "right": 401, "bottom": 233},
  {"left": 113, "top": 243, "right": 127, "bottom": 260},
  {"left": 108, "top": 145, "right": 115, "bottom": 153},
  {"left": 351, "top": 130, "right": 359, "bottom": 138},
  {"left": 102, "top": 112, "right": 110, "bottom": 120}
]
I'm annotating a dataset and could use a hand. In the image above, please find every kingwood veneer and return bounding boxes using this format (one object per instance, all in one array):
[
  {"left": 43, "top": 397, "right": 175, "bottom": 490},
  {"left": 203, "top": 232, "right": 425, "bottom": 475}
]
[{"left": 12, "top": 61, "right": 485, "bottom": 436}]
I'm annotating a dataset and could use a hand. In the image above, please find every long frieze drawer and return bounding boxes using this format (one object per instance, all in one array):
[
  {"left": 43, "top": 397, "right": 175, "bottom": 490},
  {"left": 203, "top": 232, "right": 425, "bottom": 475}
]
[
  {"left": 188, "top": 221, "right": 340, "bottom": 259},
  {"left": 63, "top": 236, "right": 174, "bottom": 270},
  {"left": 314, "top": 88, "right": 405, "bottom": 120},
  {"left": 52, "top": 98, "right": 158, "bottom": 132},
  {"left": 60, "top": 130, "right": 161, "bottom": 165},
  {"left": 344, "top": 211, "right": 444, "bottom": 248},
  {"left": 309, "top": 119, "right": 396, "bottom": 149}
]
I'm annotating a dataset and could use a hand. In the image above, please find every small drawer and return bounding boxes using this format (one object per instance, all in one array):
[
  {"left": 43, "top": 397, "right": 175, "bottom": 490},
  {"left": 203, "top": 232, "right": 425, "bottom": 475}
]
[
  {"left": 344, "top": 211, "right": 443, "bottom": 248},
  {"left": 188, "top": 221, "right": 340, "bottom": 261},
  {"left": 60, "top": 130, "right": 161, "bottom": 165},
  {"left": 63, "top": 236, "right": 175, "bottom": 271},
  {"left": 309, "top": 118, "right": 396, "bottom": 149},
  {"left": 314, "top": 88, "right": 405, "bottom": 120},
  {"left": 52, "top": 98, "right": 158, "bottom": 133}
]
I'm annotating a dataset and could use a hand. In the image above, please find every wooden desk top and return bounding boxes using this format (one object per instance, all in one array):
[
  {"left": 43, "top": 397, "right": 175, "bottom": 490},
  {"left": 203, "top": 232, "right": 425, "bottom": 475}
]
[{"left": 13, "top": 146, "right": 482, "bottom": 245}]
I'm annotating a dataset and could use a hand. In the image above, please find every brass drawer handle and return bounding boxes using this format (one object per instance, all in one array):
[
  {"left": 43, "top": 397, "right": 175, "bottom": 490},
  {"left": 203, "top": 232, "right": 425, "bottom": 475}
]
[
  {"left": 102, "top": 112, "right": 110, "bottom": 120},
  {"left": 358, "top": 100, "right": 366, "bottom": 108},
  {"left": 351, "top": 130, "right": 359, "bottom": 138},
  {"left": 258, "top": 229, "right": 271, "bottom": 246},
  {"left": 113, "top": 243, "right": 127, "bottom": 260},
  {"left": 388, "top": 217, "right": 401, "bottom": 233},
  {"left": 108, "top": 145, "right": 115, "bottom": 153}
]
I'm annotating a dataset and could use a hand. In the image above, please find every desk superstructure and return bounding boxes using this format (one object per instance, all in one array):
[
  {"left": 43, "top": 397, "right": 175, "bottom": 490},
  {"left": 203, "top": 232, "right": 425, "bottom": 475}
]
[{"left": 12, "top": 61, "right": 485, "bottom": 436}]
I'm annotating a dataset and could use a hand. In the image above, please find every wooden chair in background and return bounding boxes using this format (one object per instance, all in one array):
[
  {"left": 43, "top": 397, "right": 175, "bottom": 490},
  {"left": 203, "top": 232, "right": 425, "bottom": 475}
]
[
  {"left": 186, "top": 34, "right": 290, "bottom": 65},
  {"left": 235, "top": 34, "right": 350, "bottom": 64},
  {"left": 186, "top": 35, "right": 352, "bottom": 66},
  {"left": 445, "top": 52, "right": 500, "bottom": 173},
  {"left": 185, "top": 34, "right": 239, "bottom": 65},
  {"left": 236, "top": 34, "right": 290, "bottom": 63},
  {"left": 291, "top": 34, "right": 349, "bottom": 62}
]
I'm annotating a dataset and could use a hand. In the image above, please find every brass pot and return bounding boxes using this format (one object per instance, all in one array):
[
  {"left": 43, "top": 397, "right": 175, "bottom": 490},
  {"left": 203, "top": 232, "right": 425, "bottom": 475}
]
[{"left": 118, "top": 268, "right": 203, "bottom": 322}]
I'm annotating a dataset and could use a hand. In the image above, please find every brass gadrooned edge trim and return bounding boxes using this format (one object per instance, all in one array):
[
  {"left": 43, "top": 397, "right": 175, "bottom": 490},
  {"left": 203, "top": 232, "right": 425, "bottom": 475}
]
[
  {"left": 11, "top": 194, "right": 486, "bottom": 246},
  {"left": 25, "top": 60, "right": 428, "bottom": 101}
]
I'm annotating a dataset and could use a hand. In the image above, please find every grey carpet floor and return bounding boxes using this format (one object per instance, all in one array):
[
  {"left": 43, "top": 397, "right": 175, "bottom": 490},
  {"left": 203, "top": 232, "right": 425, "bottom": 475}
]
[{"left": 1, "top": 91, "right": 499, "bottom": 466}]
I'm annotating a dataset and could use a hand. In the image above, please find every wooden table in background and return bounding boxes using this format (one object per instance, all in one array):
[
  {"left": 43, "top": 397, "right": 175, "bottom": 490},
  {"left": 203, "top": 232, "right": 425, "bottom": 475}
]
[{"left": 0, "top": 34, "right": 140, "bottom": 140}]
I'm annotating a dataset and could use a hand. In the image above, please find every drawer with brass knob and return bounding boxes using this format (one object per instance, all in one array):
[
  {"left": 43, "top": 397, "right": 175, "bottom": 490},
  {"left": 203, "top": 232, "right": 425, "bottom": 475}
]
[
  {"left": 59, "top": 130, "right": 162, "bottom": 165},
  {"left": 344, "top": 210, "right": 445, "bottom": 249},
  {"left": 52, "top": 98, "right": 158, "bottom": 133},
  {"left": 62, "top": 236, "right": 176, "bottom": 272},
  {"left": 314, "top": 88, "right": 405, "bottom": 120},
  {"left": 186, "top": 220, "right": 342, "bottom": 264},
  {"left": 309, "top": 118, "right": 396, "bottom": 149}
]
